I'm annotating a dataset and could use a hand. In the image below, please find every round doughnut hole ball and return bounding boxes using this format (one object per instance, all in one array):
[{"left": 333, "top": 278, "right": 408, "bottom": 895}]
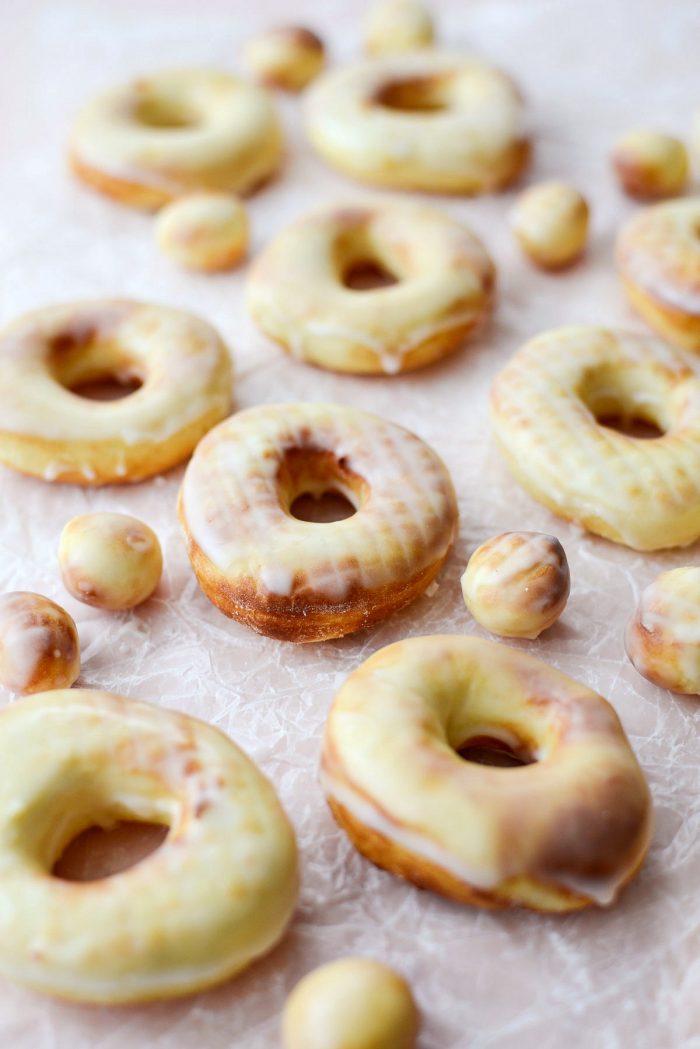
[
  {"left": 511, "top": 181, "right": 589, "bottom": 269},
  {"left": 626, "top": 567, "right": 700, "bottom": 694},
  {"left": 244, "top": 26, "right": 325, "bottom": 91},
  {"left": 59, "top": 513, "right": 162, "bottom": 611},
  {"left": 282, "top": 958, "right": 420, "bottom": 1049},
  {"left": 461, "top": 531, "right": 570, "bottom": 639},
  {"left": 0, "top": 592, "right": 80, "bottom": 694},
  {"left": 365, "top": 0, "right": 434, "bottom": 56},
  {"left": 155, "top": 192, "right": 249, "bottom": 272},
  {"left": 613, "top": 130, "right": 688, "bottom": 200}
]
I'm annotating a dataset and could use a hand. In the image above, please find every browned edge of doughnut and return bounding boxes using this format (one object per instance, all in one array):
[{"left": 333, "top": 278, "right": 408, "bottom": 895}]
[
  {"left": 618, "top": 274, "right": 700, "bottom": 351},
  {"left": 325, "top": 795, "right": 597, "bottom": 913},
  {"left": 69, "top": 150, "right": 173, "bottom": 210},
  {"left": 179, "top": 527, "right": 452, "bottom": 642},
  {"left": 0, "top": 408, "right": 227, "bottom": 486}
]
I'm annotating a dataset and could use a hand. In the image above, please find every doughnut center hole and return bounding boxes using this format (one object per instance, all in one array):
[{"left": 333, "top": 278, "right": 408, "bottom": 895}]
[
  {"left": 458, "top": 736, "right": 535, "bottom": 768},
  {"left": 374, "top": 75, "right": 449, "bottom": 113},
  {"left": 578, "top": 364, "right": 670, "bottom": 439},
  {"left": 49, "top": 326, "right": 145, "bottom": 402},
  {"left": 342, "top": 259, "right": 399, "bottom": 291},
  {"left": 133, "top": 95, "right": 198, "bottom": 129},
  {"left": 52, "top": 820, "right": 169, "bottom": 882},
  {"left": 279, "top": 448, "right": 368, "bottom": 523}
]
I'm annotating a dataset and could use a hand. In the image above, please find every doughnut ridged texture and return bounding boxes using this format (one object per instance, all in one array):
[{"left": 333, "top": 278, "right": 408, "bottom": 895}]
[
  {"left": 0, "top": 689, "right": 298, "bottom": 1002},
  {"left": 70, "top": 70, "right": 283, "bottom": 209},
  {"left": 178, "top": 403, "right": 458, "bottom": 642},
  {"left": 322, "top": 635, "right": 652, "bottom": 912},
  {"left": 305, "top": 51, "right": 528, "bottom": 194},
  {"left": 0, "top": 299, "right": 233, "bottom": 485},
  {"left": 246, "top": 202, "right": 495, "bottom": 375},
  {"left": 490, "top": 326, "right": 700, "bottom": 550},
  {"left": 616, "top": 198, "right": 700, "bottom": 351}
]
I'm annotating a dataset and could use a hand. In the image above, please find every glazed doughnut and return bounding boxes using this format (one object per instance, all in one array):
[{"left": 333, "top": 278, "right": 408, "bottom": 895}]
[
  {"left": 490, "top": 326, "right": 700, "bottom": 550},
  {"left": 0, "top": 299, "right": 232, "bottom": 485},
  {"left": 321, "top": 635, "right": 652, "bottom": 911},
  {"left": 178, "top": 403, "right": 458, "bottom": 642},
  {"left": 511, "top": 181, "right": 589, "bottom": 270},
  {"left": 244, "top": 27, "right": 325, "bottom": 92},
  {"left": 155, "top": 192, "right": 249, "bottom": 272},
  {"left": 282, "top": 958, "right": 420, "bottom": 1049},
  {"left": 246, "top": 202, "right": 495, "bottom": 374},
  {"left": 59, "top": 513, "right": 162, "bottom": 610},
  {"left": 461, "top": 532, "right": 569, "bottom": 639},
  {"left": 626, "top": 567, "right": 700, "bottom": 694},
  {"left": 612, "top": 130, "right": 688, "bottom": 200},
  {"left": 0, "top": 689, "right": 298, "bottom": 1002},
  {"left": 70, "top": 70, "right": 283, "bottom": 209},
  {"left": 0, "top": 593, "right": 80, "bottom": 694},
  {"left": 616, "top": 198, "right": 700, "bottom": 351},
  {"left": 305, "top": 51, "right": 528, "bottom": 194},
  {"left": 364, "top": 0, "right": 435, "bottom": 56}
]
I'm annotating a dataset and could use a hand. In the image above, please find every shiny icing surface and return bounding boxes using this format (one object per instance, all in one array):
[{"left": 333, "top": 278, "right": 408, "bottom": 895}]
[
  {"left": 305, "top": 51, "right": 528, "bottom": 193},
  {"left": 490, "top": 325, "right": 700, "bottom": 550},
  {"left": 247, "top": 202, "right": 495, "bottom": 374},
  {"left": 179, "top": 401, "right": 458, "bottom": 603},
  {"left": 616, "top": 198, "right": 700, "bottom": 316},
  {"left": 0, "top": 689, "right": 298, "bottom": 1002},
  {"left": 626, "top": 567, "right": 700, "bottom": 694},
  {"left": 322, "top": 635, "right": 652, "bottom": 910},
  {"left": 71, "top": 70, "right": 283, "bottom": 203},
  {"left": 0, "top": 299, "right": 232, "bottom": 482}
]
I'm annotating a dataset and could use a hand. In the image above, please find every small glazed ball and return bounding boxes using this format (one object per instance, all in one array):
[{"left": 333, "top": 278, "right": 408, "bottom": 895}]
[
  {"left": 282, "top": 958, "right": 420, "bottom": 1049},
  {"left": 461, "top": 531, "right": 570, "bottom": 640},
  {"left": 0, "top": 592, "right": 80, "bottom": 694},
  {"left": 612, "top": 130, "right": 688, "bottom": 200},
  {"left": 155, "top": 192, "right": 249, "bottom": 272},
  {"left": 59, "top": 512, "right": 162, "bottom": 611},
  {"left": 511, "top": 181, "right": 589, "bottom": 269},
  {"left": 626, "top": 567, "right": 700, "bottom": 694},
  {"left": 364, "top": 0, "right": 434, "bottom": 56},
  {"left": 244, "top": 26, "right": 325, "bottom": 91}
]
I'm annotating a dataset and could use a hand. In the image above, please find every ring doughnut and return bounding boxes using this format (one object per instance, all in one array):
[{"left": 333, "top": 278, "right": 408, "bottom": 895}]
[
  {"left": 0, "top": 299, "right": 232, "bottom": 485},
  {"left": 178, "top": 402, "right": 458, "bottom": 642},
  {"left": 70, "top": 70, "right": 283, "bottom": 209},
  {"left": 305, "top": 51, "right": 529, "bottom": 194},
  {"left": 364, "top": 0, "right": 435, "bottom": 56},
  {"left": 246, "top": 202, "right": 495, "bottom": 375},
  {"left": 616, "top": 198, "right": 700, "bottom": 350},
  {"left": 0, "top": 689, "right": 298, "bottom": 1002},
  {"left": 626, "top": 567, "right": 700, "bottom": 694},
  {"left": 321, "top": 635, "right": 652, "bottom": 912},
  {"left": 490, "top": 325, "right": 700, "bottom": 550}
]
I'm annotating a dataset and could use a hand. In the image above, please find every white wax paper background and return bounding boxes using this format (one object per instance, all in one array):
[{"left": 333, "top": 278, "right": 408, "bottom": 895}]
[{"left": 1, "top": 0, "right": 700, "bottom": 1045}]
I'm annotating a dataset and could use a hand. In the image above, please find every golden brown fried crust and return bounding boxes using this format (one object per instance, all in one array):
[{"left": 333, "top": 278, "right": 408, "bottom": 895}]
[
  {"left": 69, "top": 151, "right": 172, "bottom": 210},
  {"left": 180, "top": 525, "right": 449, "bottom": 642}
]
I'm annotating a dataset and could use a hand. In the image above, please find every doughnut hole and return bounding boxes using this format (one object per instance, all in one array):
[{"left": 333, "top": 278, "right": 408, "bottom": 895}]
[
  {"left": 0, "top": 593, "right": 80, "bottom": 694},
  {"left": 511, "top": 182, "right": 589, "bottom": 269},
  {"left": 156, "top": 192, "right": 249, "bottom": 273},
  {"left": 373, "top": 73, "right": 449, "bottom": 112},
  {"left": 53, "top": 820, "right": 169, "bottom": 882},
  {"left": 277, "top": 448, "right": 368, "bottom": 523},
  {"left": 461, "top": 532, "right": 570, "bottom": 640},
  {"left": 626, "top": 566, "right": 700, "bottom": 694},
  {"left": 48, "top": 323, "right": 146, "bottom": 401},
  {"left": 59, "top": 512, "right": 163, "bottom": 611},
  {"left": 132, "top": 91, "right": 199, "bottom": 129},
  {"left": 364, "top": 0, "right": 435, "bottom": 57},
  {"left": 457, "top": 735, "right": 535, "bottom": 768},
  {"left": 244, "top": 27, "right": 325, "bottom": 92},
  {"left": 332, "top": 216, "right": 407, "bottom": 291},
  {"left": 577, "top": 361, "right": 673, "bottom": 438},
  {"left": 613, "top": 130, "right": 688, "bottom": 200},
  {"left": 282, "top": 957, "right": 420, "bottom": 1049}
]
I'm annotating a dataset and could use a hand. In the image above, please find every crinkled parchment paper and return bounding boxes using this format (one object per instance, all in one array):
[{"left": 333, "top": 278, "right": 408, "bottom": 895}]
[{"left": 1, "top": 0, "right": 700, "bottom": 1045}]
